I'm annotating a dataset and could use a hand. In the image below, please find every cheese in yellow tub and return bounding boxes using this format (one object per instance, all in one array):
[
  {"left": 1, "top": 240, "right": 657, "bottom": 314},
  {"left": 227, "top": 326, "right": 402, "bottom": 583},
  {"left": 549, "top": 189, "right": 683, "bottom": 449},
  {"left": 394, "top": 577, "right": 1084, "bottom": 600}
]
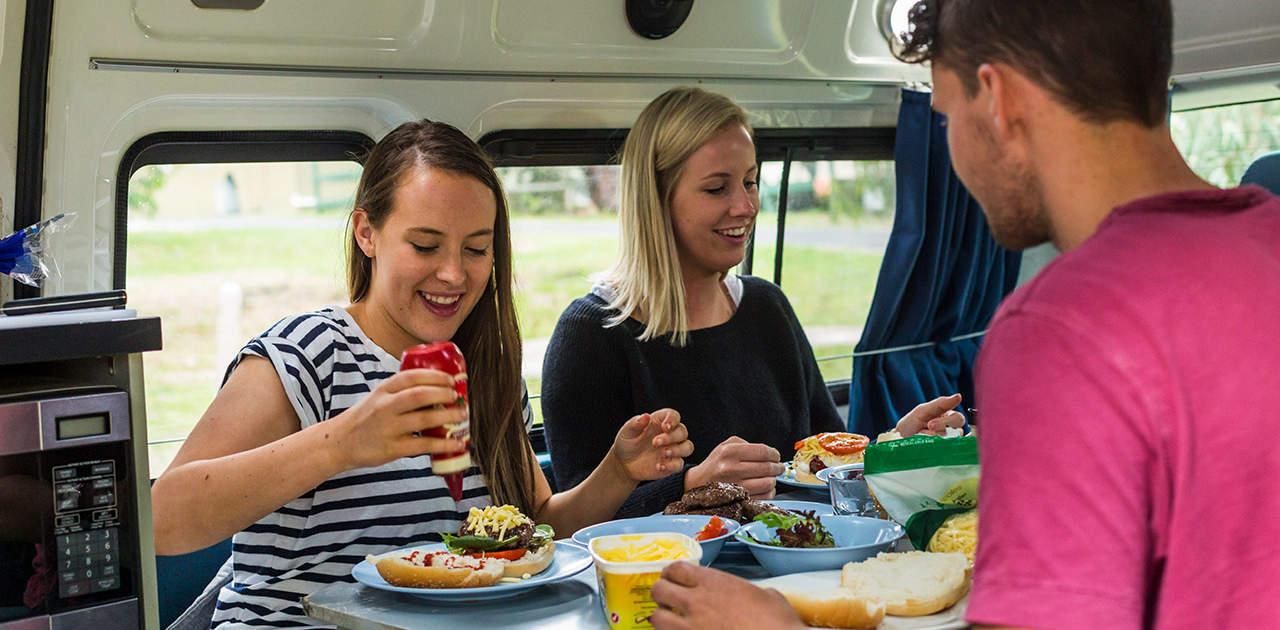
[{"left": 588, "top": 533, "right": 702, "bottom": 630}]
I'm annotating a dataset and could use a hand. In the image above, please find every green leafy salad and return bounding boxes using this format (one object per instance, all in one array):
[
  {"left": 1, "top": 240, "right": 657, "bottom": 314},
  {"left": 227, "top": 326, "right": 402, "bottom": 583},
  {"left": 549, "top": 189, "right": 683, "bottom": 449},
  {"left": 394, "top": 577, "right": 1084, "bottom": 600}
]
[{"left": 743, "top": 510, "right": 835, "bottom": 548}]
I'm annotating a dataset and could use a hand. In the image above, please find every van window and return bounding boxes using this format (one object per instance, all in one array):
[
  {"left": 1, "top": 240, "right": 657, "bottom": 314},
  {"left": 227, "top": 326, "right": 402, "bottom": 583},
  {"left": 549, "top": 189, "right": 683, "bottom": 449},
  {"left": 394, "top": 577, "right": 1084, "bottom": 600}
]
[
  {"left": 1172, "top": 99, "right": 1280, "bottom": 186},
  {"left": 128, "top": 160, "right": 361, "bottom": 477},
  {"left": 132, "top": 129, "right": 893, "bottom": 473},
  {"left": 750, "top": 159, "right": 896, "bottom": 384},
  {"left": 498, "top": 165, "right": 621, "bottom": 426},
  {"left": 497, "top": 155, "right": 894, "bottom": 420}
]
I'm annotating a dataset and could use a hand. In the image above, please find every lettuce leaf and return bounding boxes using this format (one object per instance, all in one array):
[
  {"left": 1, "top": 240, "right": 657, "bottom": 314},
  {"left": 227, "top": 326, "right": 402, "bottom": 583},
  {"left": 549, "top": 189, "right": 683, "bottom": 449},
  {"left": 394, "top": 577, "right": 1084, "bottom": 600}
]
[
  {"left": 530, "top": 524, "right": 555, "bottom": 548},
  {"left": 439, "top": 533, "right": 518, "bottom": 554}
]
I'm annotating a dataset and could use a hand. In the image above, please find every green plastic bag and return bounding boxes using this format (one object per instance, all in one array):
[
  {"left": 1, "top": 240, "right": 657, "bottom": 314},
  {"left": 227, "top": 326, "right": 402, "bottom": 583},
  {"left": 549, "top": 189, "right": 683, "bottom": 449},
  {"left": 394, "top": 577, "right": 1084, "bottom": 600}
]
[{"left": 863, "top": 434, "right": 979, "bottom": 552}]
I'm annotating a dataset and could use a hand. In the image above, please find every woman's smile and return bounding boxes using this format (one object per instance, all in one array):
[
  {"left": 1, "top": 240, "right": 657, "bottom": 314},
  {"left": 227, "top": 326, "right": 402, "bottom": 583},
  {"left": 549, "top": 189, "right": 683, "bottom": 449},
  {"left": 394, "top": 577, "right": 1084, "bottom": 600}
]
[
  {"left": 713, "top": 224, "right": 752, "bottom": 243},
  {"left": 419, "top": 290, "right": 463, "bottom": 318}
]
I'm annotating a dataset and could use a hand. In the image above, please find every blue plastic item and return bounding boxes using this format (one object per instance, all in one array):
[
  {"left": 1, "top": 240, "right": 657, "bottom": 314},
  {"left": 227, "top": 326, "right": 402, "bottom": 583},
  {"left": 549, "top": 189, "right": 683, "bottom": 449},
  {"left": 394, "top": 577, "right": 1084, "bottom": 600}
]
[{"left": 734, "top": 514, "right": 901, "bottom": 576}]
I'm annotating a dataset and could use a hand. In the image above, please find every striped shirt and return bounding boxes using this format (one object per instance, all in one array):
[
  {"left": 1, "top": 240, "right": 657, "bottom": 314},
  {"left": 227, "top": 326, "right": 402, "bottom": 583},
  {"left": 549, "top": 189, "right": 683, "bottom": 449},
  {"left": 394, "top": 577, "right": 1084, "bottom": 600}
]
[{"left": 209, "top": 306, "right": 532, "bottom": 629}]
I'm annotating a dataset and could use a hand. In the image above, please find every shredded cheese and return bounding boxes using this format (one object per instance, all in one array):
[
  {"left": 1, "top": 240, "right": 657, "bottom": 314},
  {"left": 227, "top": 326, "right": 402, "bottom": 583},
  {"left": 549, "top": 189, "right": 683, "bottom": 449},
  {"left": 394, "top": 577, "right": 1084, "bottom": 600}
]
[
  {"left": 464, "top": 505, "right": 533, "bottom": 541},
  {"left": 597, "top": 535, "right": 694, "bottom": 562},
  {"left": 928, "top": 510, "right": 977, "bottom": 566}
]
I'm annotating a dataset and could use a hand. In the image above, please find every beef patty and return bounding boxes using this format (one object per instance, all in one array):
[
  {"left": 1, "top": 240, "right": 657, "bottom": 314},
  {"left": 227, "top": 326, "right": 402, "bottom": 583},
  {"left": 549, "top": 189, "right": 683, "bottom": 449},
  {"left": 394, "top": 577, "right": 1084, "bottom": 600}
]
[
  {"left": 740, "top": 499, "right": 794, "bottom": 521},
  {"left": 681, "top": 502, "right": 743, "bottom": 522},
  {"left": 681, "top": 482, "right": 749, "bottom": 509}
]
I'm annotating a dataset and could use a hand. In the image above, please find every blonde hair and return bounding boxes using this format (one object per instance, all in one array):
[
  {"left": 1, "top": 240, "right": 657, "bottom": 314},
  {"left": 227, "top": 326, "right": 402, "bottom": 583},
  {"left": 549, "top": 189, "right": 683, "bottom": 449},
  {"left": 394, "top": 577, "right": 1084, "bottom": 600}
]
[{"left": 603, "top": 87, "right": 751, "bottom": 346}]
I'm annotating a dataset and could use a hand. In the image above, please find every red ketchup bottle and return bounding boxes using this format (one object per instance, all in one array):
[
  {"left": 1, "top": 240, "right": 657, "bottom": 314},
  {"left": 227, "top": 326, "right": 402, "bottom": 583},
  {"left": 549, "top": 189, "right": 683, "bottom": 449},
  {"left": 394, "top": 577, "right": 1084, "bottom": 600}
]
[{"left": 400, "top": 342, "right": 470, "bottom": 502}]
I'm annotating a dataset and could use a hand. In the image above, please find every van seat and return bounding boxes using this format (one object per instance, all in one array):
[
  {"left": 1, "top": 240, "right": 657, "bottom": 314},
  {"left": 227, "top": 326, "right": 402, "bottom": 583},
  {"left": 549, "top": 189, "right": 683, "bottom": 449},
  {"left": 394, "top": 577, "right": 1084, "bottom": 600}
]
[
  {"left": 156, "top": 538, "right": 232, "bottom": 629},
  {"left": 1241, "top": 151, "right": 1280, "bottom": 194}
]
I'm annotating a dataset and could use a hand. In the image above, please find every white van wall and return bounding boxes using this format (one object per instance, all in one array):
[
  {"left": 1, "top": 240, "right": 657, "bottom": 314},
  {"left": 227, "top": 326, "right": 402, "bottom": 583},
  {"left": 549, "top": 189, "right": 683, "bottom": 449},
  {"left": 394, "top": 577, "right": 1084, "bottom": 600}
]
[
  {"left": 1, "top": 0, "right": 24, "bottom": 304},
  {"left": 38, "top": 0, "right": 922, "bottom": 295},
  {"left": 12, "top": 0, "right": 1280, "bottom": 295}
]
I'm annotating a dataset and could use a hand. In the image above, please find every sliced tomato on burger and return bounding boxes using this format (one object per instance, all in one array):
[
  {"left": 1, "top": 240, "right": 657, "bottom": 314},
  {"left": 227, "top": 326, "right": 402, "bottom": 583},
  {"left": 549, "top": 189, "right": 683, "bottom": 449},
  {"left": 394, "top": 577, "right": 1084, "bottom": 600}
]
[
  {"left": 817, "top": 432, "right": 869, "bottom": 455},
  {"left": 468, "top": 548, "right": 529, "bottom": 561}
]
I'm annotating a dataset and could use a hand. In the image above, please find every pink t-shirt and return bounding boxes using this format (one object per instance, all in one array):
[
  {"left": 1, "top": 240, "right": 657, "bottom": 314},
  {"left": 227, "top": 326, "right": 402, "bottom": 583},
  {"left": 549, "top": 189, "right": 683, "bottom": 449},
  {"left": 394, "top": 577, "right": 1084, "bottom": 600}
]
[{"left": 966, "top": 186, "right": 1280, "bottom": 629}]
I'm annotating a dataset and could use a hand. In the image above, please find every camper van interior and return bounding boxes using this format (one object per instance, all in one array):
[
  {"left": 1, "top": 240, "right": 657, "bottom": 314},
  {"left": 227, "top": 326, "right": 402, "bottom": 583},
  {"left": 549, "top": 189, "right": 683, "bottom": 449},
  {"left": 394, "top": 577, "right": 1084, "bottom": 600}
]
[{"left": 1, "top": 1, "right": 1278, "bottom": 629}]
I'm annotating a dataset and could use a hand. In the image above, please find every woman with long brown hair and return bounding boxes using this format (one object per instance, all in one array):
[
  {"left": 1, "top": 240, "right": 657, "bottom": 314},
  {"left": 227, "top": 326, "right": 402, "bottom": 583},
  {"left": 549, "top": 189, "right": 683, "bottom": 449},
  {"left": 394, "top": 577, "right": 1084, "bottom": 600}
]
[{"left": 151, "top": 119, "right": 691, "bottom": 629}]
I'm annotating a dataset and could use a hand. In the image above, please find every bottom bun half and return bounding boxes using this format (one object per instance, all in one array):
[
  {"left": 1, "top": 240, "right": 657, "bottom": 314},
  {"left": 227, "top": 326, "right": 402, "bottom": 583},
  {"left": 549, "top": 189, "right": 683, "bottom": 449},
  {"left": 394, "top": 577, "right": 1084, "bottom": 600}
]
[
  {"left": 776, "top": 587, "right": 887, "bottom": 629},
  {"left": 368, "top": 541, "right": 555, "bottom": 589},
  {"left": 368, "top": 551, "right": 504, "bottom": 588},
  {"left": 495, "top": 540, "right": 555, "bottom": 577}
]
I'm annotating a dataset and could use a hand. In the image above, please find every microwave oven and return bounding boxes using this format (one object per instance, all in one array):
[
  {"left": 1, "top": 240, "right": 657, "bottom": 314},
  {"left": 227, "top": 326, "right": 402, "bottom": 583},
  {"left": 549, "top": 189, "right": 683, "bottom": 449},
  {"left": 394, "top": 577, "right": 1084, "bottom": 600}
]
[{"left": 0, "top": 389, "right": 141, "bottom": 630}]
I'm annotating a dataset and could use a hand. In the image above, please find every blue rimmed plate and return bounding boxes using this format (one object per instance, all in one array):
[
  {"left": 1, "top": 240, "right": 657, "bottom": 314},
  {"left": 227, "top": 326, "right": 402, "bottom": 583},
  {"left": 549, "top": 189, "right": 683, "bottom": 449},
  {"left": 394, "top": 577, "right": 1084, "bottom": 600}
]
[
  {"left": 776, "top": 462, "right": 828, "bottom": 493},
  {"left": 351, "top": 541, "right": 592, "bottom": 601}
]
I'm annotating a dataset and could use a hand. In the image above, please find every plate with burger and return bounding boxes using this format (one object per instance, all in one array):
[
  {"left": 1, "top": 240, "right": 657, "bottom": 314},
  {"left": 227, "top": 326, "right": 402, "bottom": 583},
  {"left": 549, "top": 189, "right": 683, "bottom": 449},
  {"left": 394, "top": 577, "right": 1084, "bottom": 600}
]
[
  {"left": 781, "top": 432, "right": 871, "bottom": 489},
  {"left": 355, "top": 505, "right": 592, "bottom": 601}
]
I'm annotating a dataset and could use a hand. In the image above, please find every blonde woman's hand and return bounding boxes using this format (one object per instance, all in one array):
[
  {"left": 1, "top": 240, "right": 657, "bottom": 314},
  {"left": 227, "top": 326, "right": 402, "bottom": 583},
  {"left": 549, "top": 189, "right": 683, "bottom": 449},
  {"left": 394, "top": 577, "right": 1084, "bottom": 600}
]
[
  {"left": 327, "top": 368, "right": 470, "bottom": 471},
  {"left": 610, "top": 408, "right": 694, "bottom": 481},
  {"left": 684, "top": 436, "right": 785, "bottom": 500},
  {"left": 893, "top": 393, "right": 967, "bottom": 438}
]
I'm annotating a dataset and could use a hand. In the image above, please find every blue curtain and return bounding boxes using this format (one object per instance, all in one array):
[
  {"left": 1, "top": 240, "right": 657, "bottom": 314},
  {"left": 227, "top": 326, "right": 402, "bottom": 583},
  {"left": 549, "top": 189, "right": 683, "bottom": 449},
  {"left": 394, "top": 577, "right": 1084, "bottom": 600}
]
[{"left": 847, "top": 89, "right": 1021, "bottom": 436}]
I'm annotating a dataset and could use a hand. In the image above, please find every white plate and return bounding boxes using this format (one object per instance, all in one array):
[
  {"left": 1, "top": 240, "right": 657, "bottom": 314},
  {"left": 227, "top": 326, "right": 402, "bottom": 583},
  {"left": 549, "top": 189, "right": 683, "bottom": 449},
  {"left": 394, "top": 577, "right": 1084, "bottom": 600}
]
[
  {"left": 752, "top": 569, "right": 969, "bottom": 629},
  {"left": 351, "top": 541, "right": 593, "bottom": 601}
]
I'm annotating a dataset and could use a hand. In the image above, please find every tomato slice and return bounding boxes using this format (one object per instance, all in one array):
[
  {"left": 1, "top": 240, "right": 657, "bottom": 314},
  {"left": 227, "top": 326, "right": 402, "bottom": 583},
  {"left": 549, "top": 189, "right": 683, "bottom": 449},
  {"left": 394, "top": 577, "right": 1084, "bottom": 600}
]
[
  {"left": 817, "top": 432, "right": 869, "bottom": 455},
  {"left": 468, "top": 548, "right": 528, "bottom": 561},
  {"left": 695, "top": 515, "right": 728, "bottom": 541}
]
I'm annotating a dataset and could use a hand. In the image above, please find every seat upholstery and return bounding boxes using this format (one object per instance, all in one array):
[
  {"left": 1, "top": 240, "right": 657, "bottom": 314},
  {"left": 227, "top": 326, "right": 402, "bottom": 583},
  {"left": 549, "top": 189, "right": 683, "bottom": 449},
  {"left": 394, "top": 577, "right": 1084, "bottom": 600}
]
[
  {"left": 156, "top": 539, "right": 232, "bottom": 629},
  {"left": 1241, "top": 151, "right": 1280, "bottom": 194}
]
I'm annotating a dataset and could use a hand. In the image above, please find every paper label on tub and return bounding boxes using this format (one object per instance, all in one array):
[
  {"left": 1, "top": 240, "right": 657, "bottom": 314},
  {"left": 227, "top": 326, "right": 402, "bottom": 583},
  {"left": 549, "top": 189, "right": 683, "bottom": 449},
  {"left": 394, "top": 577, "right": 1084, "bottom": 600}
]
[{"left": 597, "top": 570, "right": 662, "bottom": 629}]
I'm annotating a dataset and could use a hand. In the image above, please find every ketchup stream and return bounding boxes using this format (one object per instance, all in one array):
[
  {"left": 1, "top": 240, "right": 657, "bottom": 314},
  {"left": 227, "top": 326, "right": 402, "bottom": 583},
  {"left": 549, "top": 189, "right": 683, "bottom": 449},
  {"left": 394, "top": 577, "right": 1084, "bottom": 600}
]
[{"left": 400, "top": 342, "right": 470, "bottom": 502}]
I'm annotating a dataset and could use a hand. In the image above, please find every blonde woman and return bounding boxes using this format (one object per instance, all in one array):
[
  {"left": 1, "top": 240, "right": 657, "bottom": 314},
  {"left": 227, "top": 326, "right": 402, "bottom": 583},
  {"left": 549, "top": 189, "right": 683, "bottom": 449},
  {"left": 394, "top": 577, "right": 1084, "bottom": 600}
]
[{"left": 541, "top": 87, "right": 962, "bottom": 517}]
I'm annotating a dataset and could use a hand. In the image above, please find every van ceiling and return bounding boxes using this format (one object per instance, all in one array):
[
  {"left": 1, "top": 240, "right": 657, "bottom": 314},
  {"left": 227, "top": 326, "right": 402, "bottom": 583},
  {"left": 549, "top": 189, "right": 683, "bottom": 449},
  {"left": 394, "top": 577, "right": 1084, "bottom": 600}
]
[{"left": 1171, "top": 0, "right": 1280, "bottom": 110}]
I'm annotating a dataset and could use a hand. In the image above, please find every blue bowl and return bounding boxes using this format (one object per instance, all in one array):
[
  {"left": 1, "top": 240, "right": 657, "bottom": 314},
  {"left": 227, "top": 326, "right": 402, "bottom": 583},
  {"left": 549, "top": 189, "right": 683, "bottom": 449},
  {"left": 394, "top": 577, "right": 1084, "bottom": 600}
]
[
  {"left": 815, "top": 463, "right": 864, "bottom": 484},
  {"left": 571, "top": 515, "right": 741, "bottom": 566},
  {"left": 764, "top": 499, "right": 834, "bottom": 516},
  {"left": 734, "top": 514, "right": 902, "bottom": 576}
]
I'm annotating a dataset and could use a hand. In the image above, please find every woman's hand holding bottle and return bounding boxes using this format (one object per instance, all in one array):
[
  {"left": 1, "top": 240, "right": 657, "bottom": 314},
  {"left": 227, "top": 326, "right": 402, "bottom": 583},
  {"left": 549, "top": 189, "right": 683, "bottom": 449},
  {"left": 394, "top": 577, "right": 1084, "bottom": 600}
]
[{"left": 327, "top": 369, "right": 469, "bottom": 471}]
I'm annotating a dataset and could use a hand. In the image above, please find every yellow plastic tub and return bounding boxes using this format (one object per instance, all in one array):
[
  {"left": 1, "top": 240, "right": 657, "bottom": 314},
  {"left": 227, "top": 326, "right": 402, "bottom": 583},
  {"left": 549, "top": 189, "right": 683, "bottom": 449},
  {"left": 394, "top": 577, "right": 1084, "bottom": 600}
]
[{"left": 587, "top": 532, "right": 703, "bottom": 629}]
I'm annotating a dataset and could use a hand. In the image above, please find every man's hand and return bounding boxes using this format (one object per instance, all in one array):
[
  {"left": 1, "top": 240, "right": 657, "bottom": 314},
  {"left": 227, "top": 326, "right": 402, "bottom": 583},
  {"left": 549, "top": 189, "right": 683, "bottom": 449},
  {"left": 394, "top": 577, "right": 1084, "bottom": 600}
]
[{"left": 649, "top": 561, "right": 806, "bottom": 630}]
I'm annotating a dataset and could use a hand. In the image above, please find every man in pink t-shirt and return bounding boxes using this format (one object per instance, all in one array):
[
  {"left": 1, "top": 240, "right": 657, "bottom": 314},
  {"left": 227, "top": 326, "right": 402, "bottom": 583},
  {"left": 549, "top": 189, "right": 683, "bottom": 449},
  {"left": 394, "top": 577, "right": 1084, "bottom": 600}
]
[
  {"left": 971, "top": 186, "right": 1280, "bottom": 628},
  {"left": 882, "top": 0, "right": 1280, "bottom": 628},
  {"left": 644, "top": 2, "right": 1280, "bottom": 630}
]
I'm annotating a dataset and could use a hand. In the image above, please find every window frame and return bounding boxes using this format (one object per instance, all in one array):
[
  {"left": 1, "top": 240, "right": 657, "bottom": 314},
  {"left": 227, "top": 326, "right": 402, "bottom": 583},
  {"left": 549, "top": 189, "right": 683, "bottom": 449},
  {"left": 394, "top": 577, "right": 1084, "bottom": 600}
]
[
  {"left": 115, "top": 129, "right": 374, "bottom": 466},
  {"left": 113, "top": 130, "right": 375, "bottom": 290}
]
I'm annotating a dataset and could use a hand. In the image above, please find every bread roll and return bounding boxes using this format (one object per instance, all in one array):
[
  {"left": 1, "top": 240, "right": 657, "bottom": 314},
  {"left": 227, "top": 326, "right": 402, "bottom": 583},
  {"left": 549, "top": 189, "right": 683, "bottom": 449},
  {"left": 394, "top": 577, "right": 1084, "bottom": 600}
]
[
  {"left": 493, "top": 541, "right": 555, "bottom": 578},
  {"left": 367, "top": 549, "right": 504, "bottom": 588},
  {"left": 775, "top": 587, "right": 886, "bottom": 629},
  {"left": 840, "top": 551, "right": 970, "bottom": 616}
]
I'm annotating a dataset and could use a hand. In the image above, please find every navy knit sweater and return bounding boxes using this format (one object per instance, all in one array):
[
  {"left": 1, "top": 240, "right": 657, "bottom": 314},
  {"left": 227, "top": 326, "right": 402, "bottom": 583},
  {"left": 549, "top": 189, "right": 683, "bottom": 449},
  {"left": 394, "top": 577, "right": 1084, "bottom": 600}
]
[{"left": 540, "top": 275, "right": 844, "bottom": 518}]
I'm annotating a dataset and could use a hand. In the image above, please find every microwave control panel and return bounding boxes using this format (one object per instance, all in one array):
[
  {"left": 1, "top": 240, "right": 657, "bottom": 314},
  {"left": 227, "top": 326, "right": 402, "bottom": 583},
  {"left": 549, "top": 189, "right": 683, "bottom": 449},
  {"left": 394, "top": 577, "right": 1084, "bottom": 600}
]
[{"left": 52, "top": 459, "right": 122, "bottom": 597}]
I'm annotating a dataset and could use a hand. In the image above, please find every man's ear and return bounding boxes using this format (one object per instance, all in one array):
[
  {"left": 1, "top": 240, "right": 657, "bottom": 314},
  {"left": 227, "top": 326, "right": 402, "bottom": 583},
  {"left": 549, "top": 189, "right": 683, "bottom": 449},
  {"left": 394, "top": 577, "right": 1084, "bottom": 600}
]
[
  {"left": 976, "top": 63, "right": 1021, "bottom": 142},
  {"left": 352, "top": 209, "right": 376, "bottom": 258}
]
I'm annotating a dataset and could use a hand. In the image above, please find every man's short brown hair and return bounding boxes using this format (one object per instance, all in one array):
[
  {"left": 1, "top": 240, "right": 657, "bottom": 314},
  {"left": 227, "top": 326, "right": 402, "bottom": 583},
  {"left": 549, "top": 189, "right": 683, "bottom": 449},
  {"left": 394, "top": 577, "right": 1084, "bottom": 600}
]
[{"left": 894, "top": 0, "right": 1173, "bottom": 127}]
